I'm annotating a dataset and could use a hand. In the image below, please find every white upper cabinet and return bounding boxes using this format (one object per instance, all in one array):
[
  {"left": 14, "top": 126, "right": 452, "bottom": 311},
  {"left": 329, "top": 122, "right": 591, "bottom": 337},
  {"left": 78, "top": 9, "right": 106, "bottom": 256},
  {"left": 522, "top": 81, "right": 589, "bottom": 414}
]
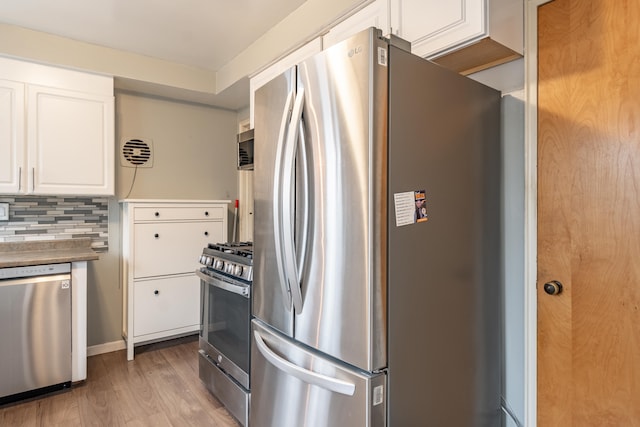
[
  {"left": 323, "top": 0, "right": 390, "bottom": 49},
  {"left": 0, "top": 56, "right": 115, "bottom": 196},
  {"left": 249, "top": 0, "right": 522, "bottom": 130},
  {"left": 249, "top": 37, "right": 322, "bottom": 128},
  {"left": 390, "top": 0, "right": 523, "bottom": 74},
  {"left": 27, "top": 85, "right": 114, "bottom": 195},
  {"left": 0, "top": 79, "right": 24, "bottom": 193},
  {"left": 320, "top": 0, "right": 522, "bottom": 76}
]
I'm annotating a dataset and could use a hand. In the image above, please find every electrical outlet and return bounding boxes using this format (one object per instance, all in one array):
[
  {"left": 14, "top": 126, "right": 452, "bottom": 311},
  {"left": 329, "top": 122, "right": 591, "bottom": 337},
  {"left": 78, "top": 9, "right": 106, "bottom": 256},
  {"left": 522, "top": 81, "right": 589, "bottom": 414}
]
[{"left": 0, "top": 202, "right": 9, "bottom": 221}]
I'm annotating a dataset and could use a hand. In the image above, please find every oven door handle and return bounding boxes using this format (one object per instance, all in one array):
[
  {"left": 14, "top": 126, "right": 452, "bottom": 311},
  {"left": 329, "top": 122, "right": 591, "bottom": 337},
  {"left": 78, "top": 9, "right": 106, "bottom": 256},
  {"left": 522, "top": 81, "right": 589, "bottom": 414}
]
[{"left": 196, "top": 270, "right": 250, "bottom": 298}]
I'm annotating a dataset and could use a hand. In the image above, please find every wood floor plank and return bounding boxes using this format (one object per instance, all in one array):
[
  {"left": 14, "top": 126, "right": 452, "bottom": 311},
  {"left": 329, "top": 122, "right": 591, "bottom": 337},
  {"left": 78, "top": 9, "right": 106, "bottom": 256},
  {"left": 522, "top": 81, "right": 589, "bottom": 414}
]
[
  {"left": 96, "top": 351, "right": 164, "bottom": 423},
  {"left": 0, "top": 400, "right": 37, "bottom": 427},
  {"left": 141, "top": 349, "right": 221, "bottom": 426},
  {"left": 35, "top": 391, "right": 82, "bottom": 427},
  {"left": 160, "top": 340, "right": 226, "bottom": 412},
  {"left": 124, "top": 412, "right": 173, "bottom": 427},
  {"left": 0, "top": 336, "right": 239, "bottom": 427}
]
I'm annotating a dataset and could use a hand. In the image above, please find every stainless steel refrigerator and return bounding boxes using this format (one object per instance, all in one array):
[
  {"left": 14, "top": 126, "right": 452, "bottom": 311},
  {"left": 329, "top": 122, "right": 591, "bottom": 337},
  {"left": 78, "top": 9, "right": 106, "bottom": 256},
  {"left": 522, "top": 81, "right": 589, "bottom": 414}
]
[{"left": 252, "top": 27, "right": 501, "bottom": 427}]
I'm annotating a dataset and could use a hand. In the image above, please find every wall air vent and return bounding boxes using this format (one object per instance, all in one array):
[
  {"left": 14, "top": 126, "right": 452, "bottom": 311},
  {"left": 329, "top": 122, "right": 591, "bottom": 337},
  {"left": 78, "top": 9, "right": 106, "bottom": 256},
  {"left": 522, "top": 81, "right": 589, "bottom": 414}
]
[{"left": 121, "top": 138, "right": 153, "bottom": 168}]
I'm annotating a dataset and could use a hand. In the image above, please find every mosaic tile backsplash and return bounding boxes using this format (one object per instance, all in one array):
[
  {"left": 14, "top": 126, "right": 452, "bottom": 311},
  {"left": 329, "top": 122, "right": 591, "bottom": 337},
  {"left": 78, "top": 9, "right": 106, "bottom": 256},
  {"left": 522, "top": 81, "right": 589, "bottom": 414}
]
[{"left": 0, "top": 196, "right": 109, "bottom": 252}]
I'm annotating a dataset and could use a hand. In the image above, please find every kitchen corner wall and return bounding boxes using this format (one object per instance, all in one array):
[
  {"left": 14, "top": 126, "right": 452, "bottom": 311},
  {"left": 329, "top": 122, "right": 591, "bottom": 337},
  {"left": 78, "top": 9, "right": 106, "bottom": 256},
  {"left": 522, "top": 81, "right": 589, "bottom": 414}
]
[
  {"left": 86, "top": 92, "right": 240, "bottom": 348},
  {"left": 469, "top": 59, "right": 525, "bottom": 427}
]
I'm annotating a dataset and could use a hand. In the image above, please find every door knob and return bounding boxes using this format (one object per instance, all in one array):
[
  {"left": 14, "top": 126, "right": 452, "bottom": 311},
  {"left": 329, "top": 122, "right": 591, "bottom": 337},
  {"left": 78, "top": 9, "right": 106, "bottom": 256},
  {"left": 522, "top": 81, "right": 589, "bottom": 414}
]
[{"left": 543, "top": 280, "right": 563, "bottom": 295}]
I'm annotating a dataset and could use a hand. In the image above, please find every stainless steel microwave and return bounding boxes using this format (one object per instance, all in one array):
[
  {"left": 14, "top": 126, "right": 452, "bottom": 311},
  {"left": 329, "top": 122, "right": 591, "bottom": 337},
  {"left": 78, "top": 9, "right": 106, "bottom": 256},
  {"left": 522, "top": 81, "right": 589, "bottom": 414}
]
[{"left": 237, "top": 129, "right": 254, "bottom": 170}]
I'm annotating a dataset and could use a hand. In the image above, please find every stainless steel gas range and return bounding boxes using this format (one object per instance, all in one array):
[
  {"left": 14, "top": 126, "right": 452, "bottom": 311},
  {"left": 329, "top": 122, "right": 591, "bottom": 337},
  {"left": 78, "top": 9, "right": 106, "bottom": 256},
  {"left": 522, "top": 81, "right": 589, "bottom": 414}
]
[{"left": 196, "top": 242, "right": 253, "bottom": 426}]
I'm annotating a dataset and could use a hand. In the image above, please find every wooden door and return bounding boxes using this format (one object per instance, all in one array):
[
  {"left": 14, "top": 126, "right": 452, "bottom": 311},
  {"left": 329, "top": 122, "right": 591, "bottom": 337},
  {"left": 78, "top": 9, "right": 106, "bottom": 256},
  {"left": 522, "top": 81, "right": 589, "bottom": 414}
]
[{"left": 537, "top": 0, "right": 640, "bottom": 425}]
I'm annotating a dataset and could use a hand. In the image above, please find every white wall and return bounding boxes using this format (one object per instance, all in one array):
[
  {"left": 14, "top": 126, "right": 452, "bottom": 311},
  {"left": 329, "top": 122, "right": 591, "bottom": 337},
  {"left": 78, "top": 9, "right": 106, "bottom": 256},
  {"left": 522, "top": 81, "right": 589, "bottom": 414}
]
[
  {"left": 500, "top": 93, "right": 526, "bottom": 427},
  {"left": 86, "top": 93, "right": 239, "bottom": 347},
  {"left": 470, "top": 59, "right": 526, "bottom": 427},
  {"left": 115, "top": 93, "right": 238, "bottom": 200}
]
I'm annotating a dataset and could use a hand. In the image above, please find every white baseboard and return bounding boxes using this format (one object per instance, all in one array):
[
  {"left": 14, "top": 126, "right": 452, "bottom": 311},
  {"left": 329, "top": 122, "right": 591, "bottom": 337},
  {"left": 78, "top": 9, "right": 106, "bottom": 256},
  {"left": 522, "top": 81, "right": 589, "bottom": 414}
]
[{"left": 87, "top": 339, "right": 126, "bottom": 357}]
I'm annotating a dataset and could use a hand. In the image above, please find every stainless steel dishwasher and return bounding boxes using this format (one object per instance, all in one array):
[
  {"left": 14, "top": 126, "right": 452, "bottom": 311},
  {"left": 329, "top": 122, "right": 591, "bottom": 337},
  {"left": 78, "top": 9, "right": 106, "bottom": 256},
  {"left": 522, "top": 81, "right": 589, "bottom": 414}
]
[{"left": 0, "top": 263, "right": 72, "bottom": 403}]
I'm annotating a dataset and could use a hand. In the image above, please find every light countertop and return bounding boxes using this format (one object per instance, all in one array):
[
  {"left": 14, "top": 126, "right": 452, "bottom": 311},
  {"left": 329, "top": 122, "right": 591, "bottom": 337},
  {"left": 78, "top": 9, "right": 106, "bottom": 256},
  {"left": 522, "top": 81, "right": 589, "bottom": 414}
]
[{"left": 0, "top": 238, "right": 99, "bottom": 268}]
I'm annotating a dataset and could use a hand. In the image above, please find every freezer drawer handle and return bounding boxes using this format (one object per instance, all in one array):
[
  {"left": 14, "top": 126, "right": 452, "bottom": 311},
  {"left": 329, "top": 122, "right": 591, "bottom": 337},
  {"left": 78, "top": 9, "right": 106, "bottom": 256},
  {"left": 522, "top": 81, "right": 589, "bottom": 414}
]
[{"left": 253, "top": 330, "right": 356, "bottom": 396}]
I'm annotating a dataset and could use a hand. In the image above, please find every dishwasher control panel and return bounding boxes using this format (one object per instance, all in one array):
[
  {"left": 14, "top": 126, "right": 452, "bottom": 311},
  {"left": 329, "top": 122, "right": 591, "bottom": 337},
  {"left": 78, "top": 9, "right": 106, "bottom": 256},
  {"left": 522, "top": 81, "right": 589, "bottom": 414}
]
[{"left": 0, "top": 263, "right": 71, "bottom": 280}]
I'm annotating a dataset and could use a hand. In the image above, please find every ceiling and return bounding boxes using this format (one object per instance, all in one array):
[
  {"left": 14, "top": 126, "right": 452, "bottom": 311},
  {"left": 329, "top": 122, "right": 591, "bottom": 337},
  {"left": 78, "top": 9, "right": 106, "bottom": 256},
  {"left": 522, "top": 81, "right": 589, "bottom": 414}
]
[
  {"left": 0, "top": 0, "right": 307, "bottom": 71},
  {"left": 0, "top": 0, "right": 309, "bottom": 108}
]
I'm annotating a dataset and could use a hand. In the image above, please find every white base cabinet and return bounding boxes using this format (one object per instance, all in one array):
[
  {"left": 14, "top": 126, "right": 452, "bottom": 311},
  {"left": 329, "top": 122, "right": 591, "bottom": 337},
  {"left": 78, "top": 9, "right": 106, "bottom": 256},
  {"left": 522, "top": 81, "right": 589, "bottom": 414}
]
[
  {"left": 121, "top": 200, "right": 229, "bottom": 361},
  {"left": 0, "top": 56, "right": 114, "bottom": 196},
  {"left": 71, "top": 261, "right": 88, "bottom": 382}
]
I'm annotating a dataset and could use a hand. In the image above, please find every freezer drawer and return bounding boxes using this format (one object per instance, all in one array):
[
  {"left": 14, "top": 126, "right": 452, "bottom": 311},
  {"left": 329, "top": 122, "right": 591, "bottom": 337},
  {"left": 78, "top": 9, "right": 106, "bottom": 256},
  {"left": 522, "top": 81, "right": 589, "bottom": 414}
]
[{"left": 250, "top": 319, "right": 386, "bottom": 427}]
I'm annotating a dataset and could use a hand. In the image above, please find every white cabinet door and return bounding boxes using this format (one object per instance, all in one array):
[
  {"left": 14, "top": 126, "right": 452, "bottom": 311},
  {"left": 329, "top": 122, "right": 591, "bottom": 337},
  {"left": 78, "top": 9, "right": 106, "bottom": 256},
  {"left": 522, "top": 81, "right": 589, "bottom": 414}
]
[
  {"left": 133, "top": 221, "right": 224, "bottom": 278},
  {"left": 323, "top": 0, "right": 390, "bottom": 49},
  {"left": 391, "top": 0, "right": 485, "bottom": 58},
  {"left": 0, "top": 80, "right": 24, "bottom": 193},
  {"left": 249, "top": 37, "right": 322, "bottom": 128},
  {"left": 26, "top": 85, "right": 114, "bottom": 195},
  {"left": 390, "top": 0, "right": 522, "bottom": 74},
  {"left": 133, "top": 275, "right": 200, "bottom": 337}
]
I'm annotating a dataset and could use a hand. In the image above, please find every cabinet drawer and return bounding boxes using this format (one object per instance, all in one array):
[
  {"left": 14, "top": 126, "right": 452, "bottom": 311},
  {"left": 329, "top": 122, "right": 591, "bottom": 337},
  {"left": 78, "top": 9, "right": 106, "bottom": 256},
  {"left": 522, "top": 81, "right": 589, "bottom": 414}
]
[
  {"left": 134, "top": 206, "right": 224, "bottom": 222},
  {"left": 133, "top": 275, "right": 200, "bottom": 337},
  {"left": 133, "top": 221, "right": 224, "bottom": 278}
]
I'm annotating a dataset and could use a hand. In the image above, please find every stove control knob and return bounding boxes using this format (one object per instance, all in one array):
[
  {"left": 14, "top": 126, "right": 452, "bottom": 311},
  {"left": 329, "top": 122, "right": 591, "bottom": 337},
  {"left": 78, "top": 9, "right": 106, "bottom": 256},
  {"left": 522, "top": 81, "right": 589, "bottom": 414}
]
[
  {"left": 214, "top": 260, "right": 224, "bottom": 270},
  {"left": 199, "top": 255, "right": 207, "bottom": 265},
  {"left": 206, "top": 257, "right": 214, "bottom": 267},
  {"left": 225, "top": 263, "right": 234, "bottom": 274},
  {"left": 233, "top": 265, "right": 244, "bottom": 276}
]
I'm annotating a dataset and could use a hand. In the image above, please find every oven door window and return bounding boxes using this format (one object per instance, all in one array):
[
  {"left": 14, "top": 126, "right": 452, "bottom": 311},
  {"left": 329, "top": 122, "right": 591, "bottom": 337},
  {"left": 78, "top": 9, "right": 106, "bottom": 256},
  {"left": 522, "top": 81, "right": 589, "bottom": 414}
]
[{"left": 202, "top": 278, "right": 250, "bottom": 374}]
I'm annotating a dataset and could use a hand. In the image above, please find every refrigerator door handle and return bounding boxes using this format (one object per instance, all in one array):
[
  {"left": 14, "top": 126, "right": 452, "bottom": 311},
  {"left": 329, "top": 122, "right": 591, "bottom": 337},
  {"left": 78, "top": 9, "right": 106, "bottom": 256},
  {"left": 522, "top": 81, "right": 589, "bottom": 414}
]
[
  {"left": 253, "top": 330, "right": 356, "bottom": 396},
  {"left": 282, "top": 88, "right": 305, "bottom": 313},
  {"left": 273, "top": 90, "right": 295, "bottom": 311},
  {"left": 296, "top": 118, "right": 310, "bottom": 285}
]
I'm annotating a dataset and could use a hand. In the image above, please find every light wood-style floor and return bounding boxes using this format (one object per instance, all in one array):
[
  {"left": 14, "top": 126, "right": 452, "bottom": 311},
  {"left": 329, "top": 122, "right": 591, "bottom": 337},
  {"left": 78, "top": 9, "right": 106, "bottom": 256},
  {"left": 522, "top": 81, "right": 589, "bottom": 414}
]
[{"left": 0, "top": 335, "right": 240, "bottom": 426}]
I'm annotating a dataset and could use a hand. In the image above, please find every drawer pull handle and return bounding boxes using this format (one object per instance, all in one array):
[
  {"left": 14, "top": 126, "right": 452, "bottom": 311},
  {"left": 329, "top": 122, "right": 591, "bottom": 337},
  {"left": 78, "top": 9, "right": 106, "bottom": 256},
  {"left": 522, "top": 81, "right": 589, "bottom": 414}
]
[
  {"left": 204, "top": 231, "right": 209, "bottom": 236},
  {"left": 155, "top": 212, "right": 160, "bottom": 217},
  {"left": 205, "top": 211, "right": 209, "bottom": 216},
  {"left": 154, "top": 233, "right": 159, "bottom": 238},
  {"left": 154, "top": 290, "right": 159, "bottom": 295}
]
